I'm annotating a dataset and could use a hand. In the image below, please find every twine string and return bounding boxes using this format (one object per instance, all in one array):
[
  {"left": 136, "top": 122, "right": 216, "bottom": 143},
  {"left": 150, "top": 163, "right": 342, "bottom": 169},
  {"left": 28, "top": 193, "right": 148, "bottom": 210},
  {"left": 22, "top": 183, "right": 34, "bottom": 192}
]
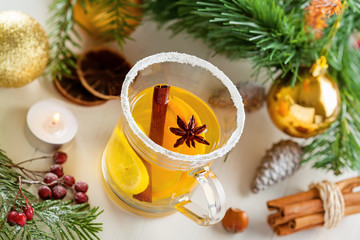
[{"left": 309, "top": 180, "right": 345, "bottom": 228}]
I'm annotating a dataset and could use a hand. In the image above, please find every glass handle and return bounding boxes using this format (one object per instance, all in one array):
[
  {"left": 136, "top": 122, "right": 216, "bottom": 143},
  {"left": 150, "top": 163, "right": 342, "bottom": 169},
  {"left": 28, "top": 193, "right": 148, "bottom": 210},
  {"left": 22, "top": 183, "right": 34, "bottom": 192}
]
[{"left": 171, "top": 166, "right": 226, "bottom": 226}]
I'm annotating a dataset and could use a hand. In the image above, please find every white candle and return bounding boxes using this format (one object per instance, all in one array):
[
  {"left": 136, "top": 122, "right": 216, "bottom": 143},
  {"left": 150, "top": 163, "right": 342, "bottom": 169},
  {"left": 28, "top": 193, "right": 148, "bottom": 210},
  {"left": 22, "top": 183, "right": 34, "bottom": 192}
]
[{"left": 25, "top": 99, "right": 78, "bottom": 152}]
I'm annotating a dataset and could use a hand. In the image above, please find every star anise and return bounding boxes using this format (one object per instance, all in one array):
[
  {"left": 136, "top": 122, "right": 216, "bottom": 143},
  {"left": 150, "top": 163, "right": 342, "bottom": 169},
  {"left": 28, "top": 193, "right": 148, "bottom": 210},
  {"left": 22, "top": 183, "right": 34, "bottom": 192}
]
[{"left": 170, "top": 115, "right": 210, "bottom": 148}]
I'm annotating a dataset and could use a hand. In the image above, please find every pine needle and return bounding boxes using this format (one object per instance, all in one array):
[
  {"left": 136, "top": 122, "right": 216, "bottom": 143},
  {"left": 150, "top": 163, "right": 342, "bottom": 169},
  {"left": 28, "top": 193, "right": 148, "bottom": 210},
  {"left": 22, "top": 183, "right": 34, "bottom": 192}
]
[
  {"left": 47, "top": 0, "right": 143, "bottom": 81},
  {"left": 145, "top": 0, "right": 360, "bottom": 174}
]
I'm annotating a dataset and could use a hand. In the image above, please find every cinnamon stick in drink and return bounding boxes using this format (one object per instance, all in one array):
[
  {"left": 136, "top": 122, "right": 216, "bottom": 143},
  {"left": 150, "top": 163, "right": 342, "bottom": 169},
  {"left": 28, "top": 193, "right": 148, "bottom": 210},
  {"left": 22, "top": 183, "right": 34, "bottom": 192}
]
[
  {"left": 149, "top": 85, "right": 171, "bottom": 144},
  {"left": 133, "top": 85, "right": 170, "bottom": 202}
]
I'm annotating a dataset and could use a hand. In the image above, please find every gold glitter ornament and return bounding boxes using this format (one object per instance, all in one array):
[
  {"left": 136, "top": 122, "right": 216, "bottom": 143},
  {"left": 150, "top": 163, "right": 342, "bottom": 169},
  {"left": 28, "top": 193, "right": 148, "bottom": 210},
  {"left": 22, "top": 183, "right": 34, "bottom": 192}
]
[
  {"left": 267, "top": 67, "right": 341, "bottom": 138},
  {"left": 0, "top": 11, "right": 49, "bottom": 88}
]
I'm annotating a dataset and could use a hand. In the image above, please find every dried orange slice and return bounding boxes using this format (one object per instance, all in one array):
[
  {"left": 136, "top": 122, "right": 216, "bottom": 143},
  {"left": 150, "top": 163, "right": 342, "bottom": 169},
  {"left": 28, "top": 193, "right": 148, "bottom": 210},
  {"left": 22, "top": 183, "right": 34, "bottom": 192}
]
[
  {"left": 77, "top": 48, "right": 131, "bottom": 100},
  {"left": 53, "top": 57, "right": 107, "bottom": 106}
]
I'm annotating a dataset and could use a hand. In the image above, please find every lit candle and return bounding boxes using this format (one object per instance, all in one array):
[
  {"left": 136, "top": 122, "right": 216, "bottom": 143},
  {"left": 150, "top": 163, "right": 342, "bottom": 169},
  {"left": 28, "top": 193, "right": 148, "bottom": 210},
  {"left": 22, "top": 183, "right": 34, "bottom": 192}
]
[{"left": 25, "top": 99, "right": 78, "bottom": 153}]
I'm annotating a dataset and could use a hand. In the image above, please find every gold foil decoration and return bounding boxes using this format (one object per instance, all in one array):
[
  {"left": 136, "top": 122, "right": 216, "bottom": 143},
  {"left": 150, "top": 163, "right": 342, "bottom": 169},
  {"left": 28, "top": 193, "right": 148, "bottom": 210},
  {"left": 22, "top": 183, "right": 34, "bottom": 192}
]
[
  {"left": 0, "top": 11, "right": 49, "bottom": 88},
  {"left": 267, "top": 67, "right": 341, "bottom": 138},
  {"left": 310, "top": 56, "right": 329, "bottom": 77}
]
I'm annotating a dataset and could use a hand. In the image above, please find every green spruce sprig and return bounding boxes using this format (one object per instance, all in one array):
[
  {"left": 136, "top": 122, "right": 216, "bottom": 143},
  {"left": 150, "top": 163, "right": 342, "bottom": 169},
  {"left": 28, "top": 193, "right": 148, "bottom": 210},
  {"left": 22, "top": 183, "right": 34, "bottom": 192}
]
[
  {"left": 301, "top": 3, "right": 360, "bottom": 174},
  {"left": 302, "top": 45, "right": 360, "bottom": 174},
  {"left": 47, "top": 0, "right": 143, "bottom": 80},
  {"left": 145, "top": 0, "right": 360, "bottom": 174},
  {"left": 47, "top": 0, "right": 80, "bottom": 81},
  {"left": 145, "top": 0, "right": 321, "bottom": 83},
  {"left": 98, "top": 0, "right": 143, "bottom": 46},
  {"left": 0, "top": 150, "right": 103, "bottom": 239}
]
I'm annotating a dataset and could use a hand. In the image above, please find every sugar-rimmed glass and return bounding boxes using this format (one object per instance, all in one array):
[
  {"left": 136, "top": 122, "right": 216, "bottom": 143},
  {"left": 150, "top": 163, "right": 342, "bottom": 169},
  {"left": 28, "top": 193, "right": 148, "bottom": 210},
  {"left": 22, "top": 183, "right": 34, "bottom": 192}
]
[{"left": 102, "top": 52, "right": 245, "bottom": 225}]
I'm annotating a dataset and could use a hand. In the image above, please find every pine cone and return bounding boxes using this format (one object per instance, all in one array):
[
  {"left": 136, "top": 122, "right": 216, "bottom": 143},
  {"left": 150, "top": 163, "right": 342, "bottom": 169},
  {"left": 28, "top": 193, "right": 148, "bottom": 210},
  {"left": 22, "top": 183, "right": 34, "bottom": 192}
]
[
  {"left": 251, "top": 140, "right": 303, "bottom": 193},
  {"left": 208, "top": 82, "right": 265, "bottom": 112}
]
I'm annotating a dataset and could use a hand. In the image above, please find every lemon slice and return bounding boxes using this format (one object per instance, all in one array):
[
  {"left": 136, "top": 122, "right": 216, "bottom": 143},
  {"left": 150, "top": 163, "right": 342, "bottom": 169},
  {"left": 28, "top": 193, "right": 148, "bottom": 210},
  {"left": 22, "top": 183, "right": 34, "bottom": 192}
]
[{"left": 106, "top": 127, "right": 149, "bottom": 195}]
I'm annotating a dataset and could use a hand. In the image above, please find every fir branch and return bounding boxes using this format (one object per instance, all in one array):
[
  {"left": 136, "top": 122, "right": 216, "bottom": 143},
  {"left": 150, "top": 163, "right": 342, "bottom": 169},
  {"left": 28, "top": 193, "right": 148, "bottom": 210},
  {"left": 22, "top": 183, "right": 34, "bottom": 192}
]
[
  {"left": 302, "top": 46, "right": 360, "bottom": 174},
  {"left": 97, "top": 0, "right": 143, "bottom": 47},
  {"left": 0, "top": 150, "right": 103, "bottom": 239},
  {"left": 145, "top": 0, "right": 360, "bottom": 174},
  {"left": 47, "top": 0, "right": 79, "bottom": 81},
  {"left": 47, "top": 0, "right": 143, "bottom": 80},
  {"left": 301, "top": 3, "right": 360, "bottom": 174},
  {"left": 145, "top": 0, "right": 319, "bottom": 80},
  {"left": 2, "top": 200, "right": 103, "bottom": 240}
]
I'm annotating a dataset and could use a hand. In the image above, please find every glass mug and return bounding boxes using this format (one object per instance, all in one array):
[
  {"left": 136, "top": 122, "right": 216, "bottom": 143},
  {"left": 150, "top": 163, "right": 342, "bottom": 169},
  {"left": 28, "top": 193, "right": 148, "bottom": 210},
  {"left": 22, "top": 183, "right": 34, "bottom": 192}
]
[{"left": 102, "top": 52, "right": 245, "bottom": 225}]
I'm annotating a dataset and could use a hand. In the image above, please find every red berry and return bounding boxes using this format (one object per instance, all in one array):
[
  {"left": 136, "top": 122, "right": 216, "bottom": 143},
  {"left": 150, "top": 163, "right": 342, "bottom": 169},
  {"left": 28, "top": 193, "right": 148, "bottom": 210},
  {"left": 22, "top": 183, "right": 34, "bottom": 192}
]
[
  {"left": 52, "top": 185, "right": 67, "bottom": 199},
  {"left": 53, "top": 151, "right": 67, "bottom": 164},
  {"left": 38, "top": 185, "right": 52, "bottom": 200},
  {"left": 62, "top": 175, "right": 75, "bottom": 187},
  {"left": 15, "top": 212, "right": 27, "bottom": 227},
  {"left": 74, "top": 181, "right": 88, "bottom": 193},
  {"left": 50, "top": 164, "right": 64, "bottom": 177},
  {"left": 44, "top": 173, "right": 58, "bottom": 187},
  {"left": 23, "top": 205, "right": 34, "bottom": 221},
  {"left": 357, "top": 39, "right": 360, "bottom": 48},
  {"left": 74, "top": 192, "right": 88, "bottom": 204},
  {"left": 7, "top": 210, "right": 18, "bottom": 225}
]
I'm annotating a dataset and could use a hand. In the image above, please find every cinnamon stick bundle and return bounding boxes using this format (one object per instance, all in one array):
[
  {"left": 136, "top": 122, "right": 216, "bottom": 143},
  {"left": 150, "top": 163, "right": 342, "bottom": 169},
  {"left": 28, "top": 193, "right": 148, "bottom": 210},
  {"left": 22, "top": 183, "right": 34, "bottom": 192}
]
[
  {"left": 133, "top": 85, "right": 170, "bottom": 203},
  {"left": 267, "top": 176, "right": 360, "bottom": 236}
]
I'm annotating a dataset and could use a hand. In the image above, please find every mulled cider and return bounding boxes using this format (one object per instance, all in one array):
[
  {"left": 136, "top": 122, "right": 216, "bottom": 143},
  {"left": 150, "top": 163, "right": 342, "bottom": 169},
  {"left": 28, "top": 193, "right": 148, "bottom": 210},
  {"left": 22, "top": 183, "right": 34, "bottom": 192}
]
[
  {"left": 104, "top": 85, "right": 220, "bottom": 206},
  {"left": 102, "top": 52, "right": 244, "bottom": 224}
]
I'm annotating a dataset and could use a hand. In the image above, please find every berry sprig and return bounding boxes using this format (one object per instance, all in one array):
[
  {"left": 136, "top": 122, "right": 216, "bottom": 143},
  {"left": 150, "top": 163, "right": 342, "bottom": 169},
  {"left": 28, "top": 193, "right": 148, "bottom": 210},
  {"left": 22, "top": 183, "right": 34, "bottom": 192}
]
[
  {"left": 37, "top": 173, "right": 89, "bottom": 203},
  {"left": 7, "top": 177, "right": 34, "bottom": 227},
  {"left": 7, "top": 151, "right": 89, "bottom": 205},
  {"left": 0, "top": 149, "right": 103, "bottom": 238},
  {"left": 4, "top": 151, "right": 68, "bottom": 180}
]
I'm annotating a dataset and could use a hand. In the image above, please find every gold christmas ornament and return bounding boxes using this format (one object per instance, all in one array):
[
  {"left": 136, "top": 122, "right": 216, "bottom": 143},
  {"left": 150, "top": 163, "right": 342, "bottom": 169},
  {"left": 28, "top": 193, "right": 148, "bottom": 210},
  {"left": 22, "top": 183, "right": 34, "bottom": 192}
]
[
  {"left": 267, "top": 67, "right": 341, "bottom": 138},
  {"left": 0, "top": 11, "right": 49, "bottom": 88},
  {"left": 73, "top": 0, "right": 143, "bottom": 41}
]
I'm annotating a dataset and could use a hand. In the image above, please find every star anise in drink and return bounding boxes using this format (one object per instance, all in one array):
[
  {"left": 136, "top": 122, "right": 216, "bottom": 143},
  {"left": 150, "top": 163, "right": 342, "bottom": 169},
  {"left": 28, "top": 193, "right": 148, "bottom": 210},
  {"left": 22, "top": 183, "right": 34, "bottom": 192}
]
[{"left": 170, "top": 115, "right": 210, "bottom": 148}]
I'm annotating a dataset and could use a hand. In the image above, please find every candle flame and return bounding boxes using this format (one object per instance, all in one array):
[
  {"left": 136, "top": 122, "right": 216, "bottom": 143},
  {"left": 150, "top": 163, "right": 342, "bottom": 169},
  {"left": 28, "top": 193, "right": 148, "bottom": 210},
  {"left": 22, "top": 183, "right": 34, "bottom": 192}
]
[{"left": 52, "top": 113, "right": 60, "bottom": 125}]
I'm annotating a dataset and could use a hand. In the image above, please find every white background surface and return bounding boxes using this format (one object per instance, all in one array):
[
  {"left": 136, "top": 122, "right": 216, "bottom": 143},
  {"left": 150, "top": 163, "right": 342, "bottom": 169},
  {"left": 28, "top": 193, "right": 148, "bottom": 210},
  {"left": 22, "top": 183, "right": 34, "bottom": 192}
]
[{"left": 1, "top": 1, "right": 359, "bottom": 239}]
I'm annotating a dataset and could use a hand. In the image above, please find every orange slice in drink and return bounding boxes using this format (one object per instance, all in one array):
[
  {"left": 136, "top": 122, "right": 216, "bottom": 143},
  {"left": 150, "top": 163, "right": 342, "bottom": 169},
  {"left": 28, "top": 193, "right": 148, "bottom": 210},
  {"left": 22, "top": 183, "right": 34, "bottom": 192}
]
[
  {"left": 106, "top": 127, "right": 149, "bottom": 195},
  {"left": 163, "top": 95, "right": 206, "bottom": 155},
  {"left": 151, "top": 95, "right": 206, "bottom": 200}
]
